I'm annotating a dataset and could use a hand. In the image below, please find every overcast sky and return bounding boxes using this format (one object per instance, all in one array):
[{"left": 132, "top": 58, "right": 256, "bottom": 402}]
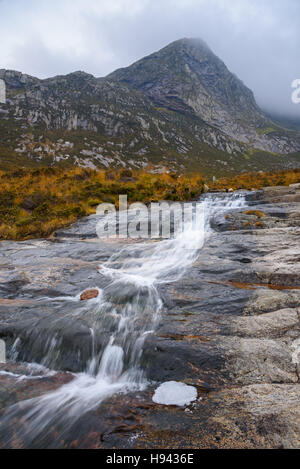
[{"left": 0, "top": 0, "right": 299, "bottom": 117}]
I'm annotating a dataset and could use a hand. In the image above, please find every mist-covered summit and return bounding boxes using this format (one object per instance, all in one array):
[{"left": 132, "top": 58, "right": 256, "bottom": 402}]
[
  {"left": 109, "top": 38, "right": 262, "bottom": 121},
  {"left": 0, "top": 38, "right": 299, "bottom": 174},
  {"left": 109, "top": 38, "right": 283, "bottom": 146}
]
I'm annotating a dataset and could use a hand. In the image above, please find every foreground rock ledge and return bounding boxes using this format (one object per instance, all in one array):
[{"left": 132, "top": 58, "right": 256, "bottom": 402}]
[{"left": 0, "top": 185, "right": 299, "bottom": 448}]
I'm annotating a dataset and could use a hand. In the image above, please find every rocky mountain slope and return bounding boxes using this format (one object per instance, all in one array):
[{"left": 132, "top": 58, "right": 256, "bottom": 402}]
[{"left": 0, "top": 38, "right": 300, "bottom": 175}]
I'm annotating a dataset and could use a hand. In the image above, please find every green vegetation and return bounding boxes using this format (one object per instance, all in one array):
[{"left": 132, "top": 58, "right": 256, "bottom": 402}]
[{"left": 256, "top": 126, "right": 277, "bottom": 136}]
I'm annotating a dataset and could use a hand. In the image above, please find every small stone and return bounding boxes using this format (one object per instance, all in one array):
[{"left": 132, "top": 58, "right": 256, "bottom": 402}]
[
  {"left": 80, "top": 289, "right": 99, "bottom": 301},
  {"left": 152, "top": 381, "right": 198, "bottom": 406}
]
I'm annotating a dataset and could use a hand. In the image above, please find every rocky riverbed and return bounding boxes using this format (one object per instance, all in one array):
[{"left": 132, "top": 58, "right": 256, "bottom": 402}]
[{"left": 0, "top": 185, "right": 299, "bottom": 449}]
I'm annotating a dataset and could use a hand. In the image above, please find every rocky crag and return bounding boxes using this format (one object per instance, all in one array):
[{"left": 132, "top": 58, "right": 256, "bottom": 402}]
[{"left": 1, "top": 38, "right": 300, "bottom": 175}]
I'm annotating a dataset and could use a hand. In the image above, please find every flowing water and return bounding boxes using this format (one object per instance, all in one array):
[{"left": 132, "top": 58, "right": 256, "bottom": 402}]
[{"left": 0, "top": 193, "right": 246, "bottom": 446}]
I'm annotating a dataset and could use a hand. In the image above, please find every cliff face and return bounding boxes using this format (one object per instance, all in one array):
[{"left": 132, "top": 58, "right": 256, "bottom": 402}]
[
  {"left": 109, "top": 38, "right": 300, "bottom": 154},
  {"left": 0, "top": 38, "right": 300, "bottom": 174}
]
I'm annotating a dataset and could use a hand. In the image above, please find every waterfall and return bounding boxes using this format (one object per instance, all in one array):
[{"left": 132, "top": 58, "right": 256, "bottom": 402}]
[{"left": 0, "top": 192, "right": 246, "bottom": 445}]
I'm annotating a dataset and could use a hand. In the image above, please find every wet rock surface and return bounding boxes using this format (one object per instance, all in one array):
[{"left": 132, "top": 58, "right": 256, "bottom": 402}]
[{"left": 0, "top": 188, "right": 299, "bottom": 448}]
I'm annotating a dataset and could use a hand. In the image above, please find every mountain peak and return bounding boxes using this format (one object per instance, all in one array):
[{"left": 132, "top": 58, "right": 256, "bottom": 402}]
[
  {"left": 165, "top": 37, "right": 210, "bottom": 48},
  {"left": 108, "top": 37, "right": 264, "bottom": 132},
  {"left": 1, "top": 39, "right": 299, "bottom": 174},
  {"left": 153, "top": 37, "right": 215, "bottom": 64}
]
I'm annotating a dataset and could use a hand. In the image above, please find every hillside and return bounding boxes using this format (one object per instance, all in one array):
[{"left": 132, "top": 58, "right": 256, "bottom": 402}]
[{"left": 0, "top": 38, "right": 300, "bottom": 175}]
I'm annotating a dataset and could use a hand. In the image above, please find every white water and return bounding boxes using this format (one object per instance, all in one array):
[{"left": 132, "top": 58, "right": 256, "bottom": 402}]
[{"left": 1, "top": 193, "right": 246, "bottom": 443}]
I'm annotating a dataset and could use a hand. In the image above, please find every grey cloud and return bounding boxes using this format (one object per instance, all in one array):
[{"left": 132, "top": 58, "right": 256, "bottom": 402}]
[{"left": 0, "top": 0, "right": 299, "bottom": 117}]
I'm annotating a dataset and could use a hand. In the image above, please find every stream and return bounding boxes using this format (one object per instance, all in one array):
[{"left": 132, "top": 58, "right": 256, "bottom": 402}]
[{"left": 0, "top": 193, "right": 249, "bottom": 448}]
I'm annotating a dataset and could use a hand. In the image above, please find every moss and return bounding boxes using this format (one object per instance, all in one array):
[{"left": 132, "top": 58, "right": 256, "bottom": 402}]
[
  {"left": 255, "top": 221, "right": 264, "bottom": 228},
  {"left": 256, "top": 127, "right": 277, "bottom": 136},
  {"left": 243, "top": 210, "right": 266, "bottom": 218}
]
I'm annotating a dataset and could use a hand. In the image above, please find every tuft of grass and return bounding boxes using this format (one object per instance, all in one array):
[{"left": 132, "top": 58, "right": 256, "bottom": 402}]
[
  {"left": 243, "top": 210, "right": 266, "bottom": 218},
  {"left": 255, "top": 221, "right": 264, "bottom": 228}
]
